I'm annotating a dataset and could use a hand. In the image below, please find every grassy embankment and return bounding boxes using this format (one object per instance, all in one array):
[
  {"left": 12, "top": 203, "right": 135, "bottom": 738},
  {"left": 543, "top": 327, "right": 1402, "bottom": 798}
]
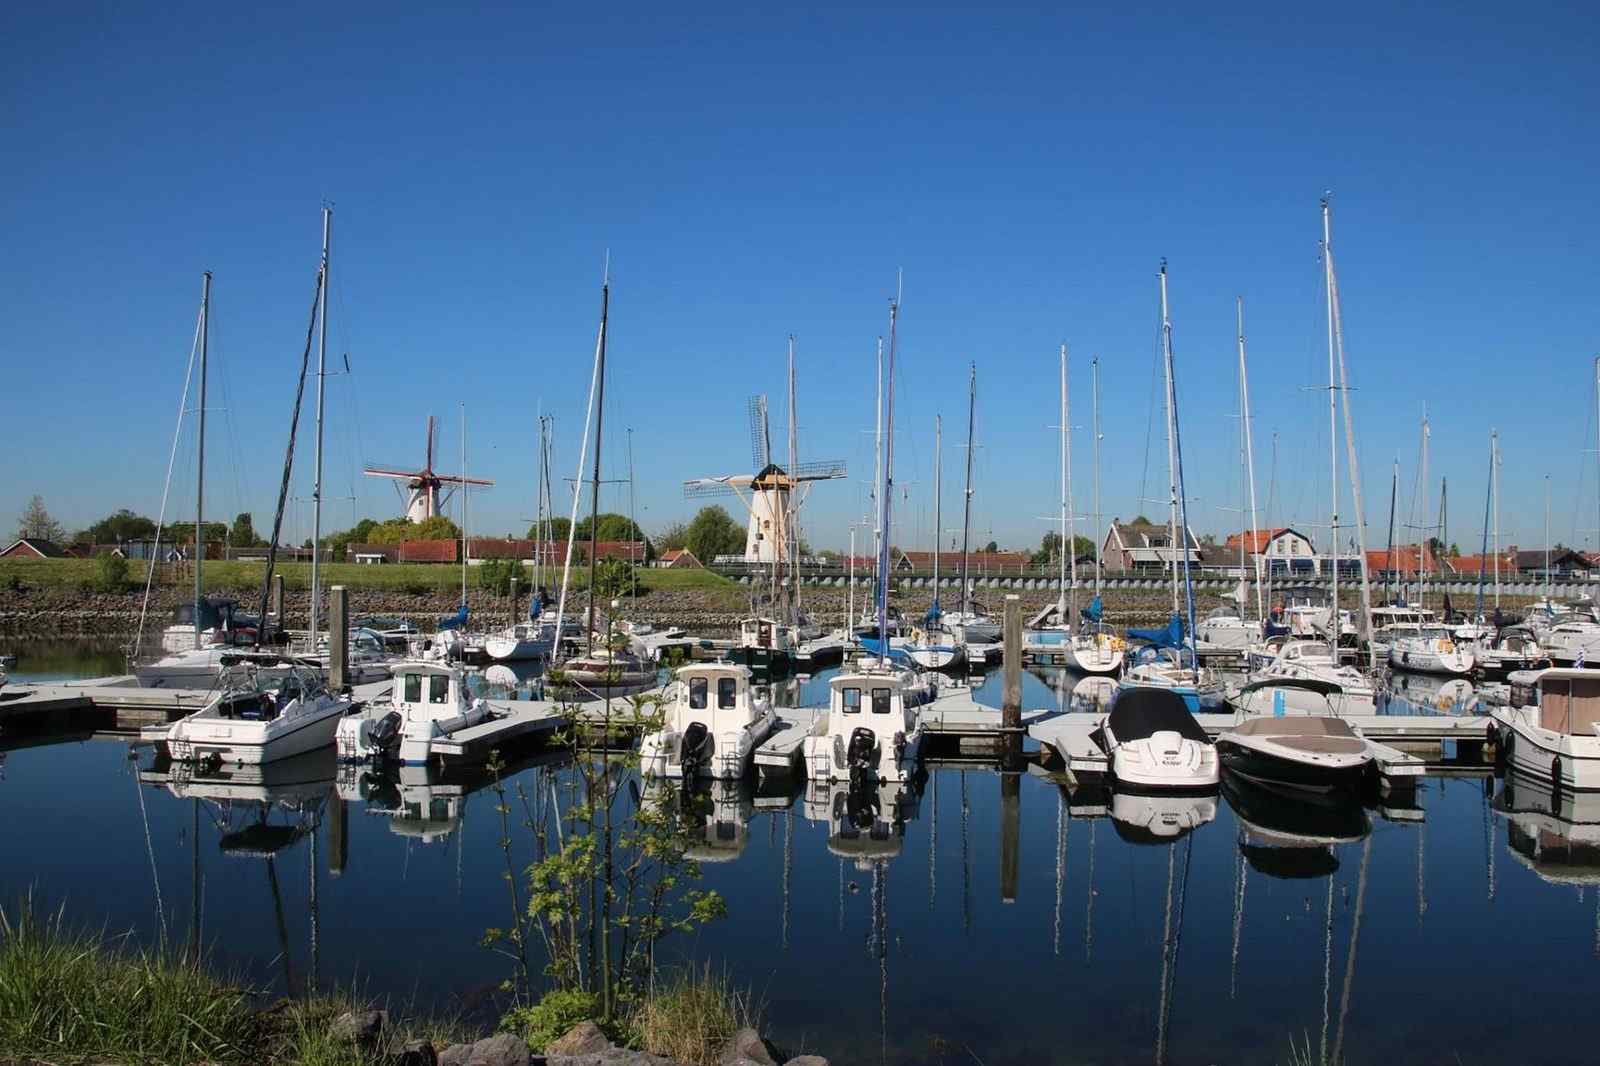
[
  {"left": 0, "top": 906, "right": 757, "bottom": 1066},
  {"left": 0, "top": 558, "right": 736, "bottom": 596}
]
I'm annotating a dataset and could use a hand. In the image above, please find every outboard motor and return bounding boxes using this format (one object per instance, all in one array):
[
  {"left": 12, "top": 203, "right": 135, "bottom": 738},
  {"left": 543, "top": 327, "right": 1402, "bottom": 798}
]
[
  {"left": 367, "top": 711, "right": 404, "bottom": 759},
  {"left": 847, "top": 726, "right": 879, "bottom": 783},
  {"left": 680, "top": 721, "right": 712, "bottom": 777}
]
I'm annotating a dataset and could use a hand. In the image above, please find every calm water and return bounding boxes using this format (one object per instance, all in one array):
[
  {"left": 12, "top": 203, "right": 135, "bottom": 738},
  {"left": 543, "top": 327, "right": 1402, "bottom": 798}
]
[{"left": 3, "top": 642, "right": 1596, "bottom": 1065}]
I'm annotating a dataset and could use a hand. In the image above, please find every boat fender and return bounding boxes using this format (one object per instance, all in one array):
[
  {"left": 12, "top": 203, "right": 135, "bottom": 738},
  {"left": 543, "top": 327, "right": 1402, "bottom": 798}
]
[
  {"left": 1552, "top": 755, "right": 1563, "bottom": 793},
  {"left": 893, "top": 730, "right": 907, "bottom": 763}
]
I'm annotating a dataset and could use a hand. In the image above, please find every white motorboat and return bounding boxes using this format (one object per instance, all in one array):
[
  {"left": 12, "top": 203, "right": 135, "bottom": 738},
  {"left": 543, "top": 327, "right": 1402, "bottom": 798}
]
[
  {"left": 1195, "top": 607, "right": 1258, "bottom": 651},
  {"left": 1472, "top": 625, "right": 1548, "bottom": 675},
  {"left": 154, "top": 658, "right": 351, "bottom": 765},
  {"left": 727, "top": 616, "right": 798, "bottom": 673},
  {"left": 1248, "top": 640, "right": 1377, "bottom": 714},
  {"left": 1095, "top": 688, "right": 1219, "bottom": 792},
  {"left": 639, "top": 662, "right": 775, "bottom": 779},
  {"left": 353, "top": 616, "right": 420, "bottom": 652},
  {"left": 805, "top": 775, "right": 923, "bottom": 864},
  {"left": 336, "top": 660, "right": 495, "bottom": 766},
  {"left": 1388, "top": 626, "right": 1474, "bottom": 676},
  {"left": 1216, "top": 714, "right": 1374, "bottom": 795},
  {"left": 137, "top": 643, "right": 243, "bottom": 688},
  {"left": 1539, "top": 618, "right": 1600, "bottom": 667},
  {"left": 311, "top": 628, "right": 397, "bottom": 683},
  {"left": 553, "top": 646, "right": 659, "bottom": 698},
  {"left": 802, "top": 662, "right": 928, "bottom": 784},
  {"left": 1492, "top": 668, "right": 1600, "bottom": 791}
]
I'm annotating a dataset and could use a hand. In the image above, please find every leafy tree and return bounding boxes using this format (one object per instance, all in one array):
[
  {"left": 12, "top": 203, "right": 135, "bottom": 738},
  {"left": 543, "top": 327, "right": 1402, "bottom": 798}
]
[
  {"left": 655, "top": 521, "right": 689, "bottom": 552},
  {"left": 983, "top": 539, "right": 999, "bottom": 553},
  {"left": 684, "top": 506, "right": 745, "bottom": 563},
  {"left": 1132, "top": 514, "right": 1154, "bottom": 525},
  {"left": 594, "top": 558, "right": 635, "bottom": 599},
  {"left": 528, "top": 516, "right": 573, "bottom": 542},
  {"left": 571, "top": 513, "right": 647, "bottom": 544},
  {"left": 83, "top": 509, "right": 157, "bottom": 544},
  {"left": 230, "top": 512, "right": 265, "bottom": 548},
  {"left": 93, "top": 552, "right": 129, "bottom": 592},
  {"left": 413, "top": 515, "right": 462, "bottom": 541},
  {"left": 16, "top": 495, "right": 65, "bottom": 542},
  {"left": 1032, "top": 531, "right": 1099, "bottom": 566}
]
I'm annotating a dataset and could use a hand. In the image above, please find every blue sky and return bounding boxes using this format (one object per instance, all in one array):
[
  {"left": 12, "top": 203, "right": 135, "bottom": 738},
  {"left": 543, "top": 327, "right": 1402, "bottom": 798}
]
[{"left": 5, "top": 2, "right": 1597, "bottom": 555}]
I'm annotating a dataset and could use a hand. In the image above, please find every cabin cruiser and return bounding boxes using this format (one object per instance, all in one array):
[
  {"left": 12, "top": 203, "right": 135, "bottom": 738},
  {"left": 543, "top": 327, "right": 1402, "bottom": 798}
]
[
  {"left": 1472, "top": 625, "right": 1548, "bottom": 675},
  {"left": 727, "top": 616, "right": 797, "bottom": 673},
  {"left": 1248, "top": 640, "right": 1377, "bottom": 714},
  {"left": 336, "top": 660, "right": 495, "bottom": 766},
  {"left": 639, "top": 662, "right": 775, "bottom": 779},
  {"left": 1216, "top": 714, "right": 1374, "bottom": 795},
  {"left": 1387, "top": 626, "right": 1475, "bottom": 676},
  {"left": 1094, "top": 688, "right": 1219, "bottom": 792},
  {"left": 1538, "top": 616, "right": 1600, "bottom": 667},
  {"left": 153, "top": 657, "right": 351, "bottom": 765},
  {"left": 1492, "top": 668, "right": 1600, "bottom": 791},
  {"left": 1119, "top": 646, "right": 1224, "bottom": 713},
  {"left": 802, "top": 663, "right": 928, "bottom": 784}
]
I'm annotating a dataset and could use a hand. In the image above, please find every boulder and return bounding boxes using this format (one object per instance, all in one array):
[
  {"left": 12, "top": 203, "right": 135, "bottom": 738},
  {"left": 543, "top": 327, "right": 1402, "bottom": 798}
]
[
  {"left": 330, "top": 1009, "right": 387, "bottom": 1046},
  {"left": 465, "top": 1033, "right": 534, "bottom": 1066},
  {"left": 547, "top": 1022, "right": 613, "bottom": 1056},
  {"left": 397, "top": 1039, "right": 439, "bottom": 1066},
  {"left": 438, "top": 1044, "right": 473, "bottom": 1066},
  {"left": 784, "top": 1057, "right": 830, "bottom": 1066},
  {"left": 720, "top": 1027, "right": 780, "bottom": 1066}
]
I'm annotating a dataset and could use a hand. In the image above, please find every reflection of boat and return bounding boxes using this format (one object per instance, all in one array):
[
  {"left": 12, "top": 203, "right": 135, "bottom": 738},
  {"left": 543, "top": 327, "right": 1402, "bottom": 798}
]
[
  {"left": 1222, "top": 772, "right": 1370, "bottom": 846},
  {"left": 801, "top": 664, "right": 928, "bottom": 783},
  {"left": 641, "top": 774, "right": 756, "bottom": 863},
  {"left": 1109, "top": 789, "right": 1216, "bottom": 843},
  {"left": 639, "top": 662, "right": 775, "bottom": 779},
  {"left": 1493, "top": 770, "right": 1600, "bottom": 885},
  {"left": 141, "top": 746, "right": 338, "bottom": 805},
  {"left": 1492, "top": 668, "right": 1600, "bottom": 790},
  {"left": 157, "top": 658, "right": 351, "bottom": 765},
  {"left": 553, "top": 646, "right": 659, "bottom": 698},
  {"left": 1384, "top": 671, "right": 1476, "bottom": 715},
  {"left": 804, "top": 776, "right": 923, "bottom": 864},
  {"left": 1096, "top": 688, "right": 1219, "bottom": 792},
  {"left": 336, "top": 660, "right": 494, "bottom": 766}
]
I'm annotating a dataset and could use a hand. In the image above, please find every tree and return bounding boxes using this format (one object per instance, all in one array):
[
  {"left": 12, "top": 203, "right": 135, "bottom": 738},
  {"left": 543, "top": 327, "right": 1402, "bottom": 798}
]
[
  {"left": 230, "top": 512, "right": 265, "bottom": 548},
  {"left": 413, "top": 515, "right": 462, "bottom": 541},
  {"left": 528, "top": 516, "right": 573, "bottom": 542},
  {"left": 655, "top": 521, "right": 688, "bottom": 552},
  {"left": 685, "top": 506, "right": 745, "bottom": 564},
  {"left": 17, "top": 495, "right": 65, "bottom": 543},
  {"left": 82, "top": 508, "right": 157, "bottom": 545},
  {"left": 983, "top": 540, "right": 999, "bottom": 553},
  {"left": 570, "top": 513, "right": 646, "bottom": 544}
]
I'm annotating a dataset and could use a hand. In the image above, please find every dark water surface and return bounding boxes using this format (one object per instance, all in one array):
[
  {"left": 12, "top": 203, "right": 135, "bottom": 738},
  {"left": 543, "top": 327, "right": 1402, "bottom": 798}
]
[{"left": 3, "top": 641, "right": 1596, "bottom": 1065}]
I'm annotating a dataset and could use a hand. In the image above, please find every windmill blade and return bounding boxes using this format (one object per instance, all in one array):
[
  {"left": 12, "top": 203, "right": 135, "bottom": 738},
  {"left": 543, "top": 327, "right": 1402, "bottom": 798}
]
[
  {"left": 363, "top": 466, "right": 425, "bottom": 480},
  {"left": 684, "top": 477, "right": 742, "bottom": 499},
  {"left": 793, "top": 459, "right": 848, "bottom": 481},
  {"left": 748, "top": 395, "right": 771, "bottom": 471},
  {"left": 434, "top": 473, "right": 497, "bottom": 487}
]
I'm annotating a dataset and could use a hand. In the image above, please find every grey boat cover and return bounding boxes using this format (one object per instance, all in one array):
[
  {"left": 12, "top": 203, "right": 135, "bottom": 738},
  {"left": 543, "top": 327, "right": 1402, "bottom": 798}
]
[{"left": 1107, "top": 688, "right": 1208, "bottom": 744}]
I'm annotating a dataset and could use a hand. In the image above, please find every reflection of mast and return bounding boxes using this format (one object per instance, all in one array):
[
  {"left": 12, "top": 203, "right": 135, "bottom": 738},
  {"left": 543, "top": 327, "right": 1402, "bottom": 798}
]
[
  {"left": 190, "top": 798, "right": 201, "bottom": 962},
  {"left": 1417, "top": 800, "right": 1427, "bottom": 925},
  {"left": 837, "top": 857, "right": 845, "bottom": 933},
  {"left": 1053, "top": 790, "right": 1067, "bottom": 955},
  {"left": 928, "top": 771, "right": 937, "bottom": 910},
  {"left": 960, "top": 771, "right": 971, "bottom": 932},
  {"left": 1319, "top": 872, "right": 1334, "bottom": 1065},
  {"left": 782, "top": 809, "right": 792, "bottom": 949},
  {"left": 1229, "top": 834, "right": 1247, "bottom": 998},
  {"left": 1331, "top": 835, "right": 1372, "bottom": 1065},
  {"left": 1084, "top": 819, "right": 1097, "bottom": 963},
  {"left": 1482, "top": 779, "right": 1497, "bottom": 901},
  {"left": 135, "top": 763, "right": 169, "bottom": 944},
  {"left": 1155, "top": 837, "right": 1193, "bottom": 1066},
  {"left": 309, "top": 804, "right": 320, "bottom": 995},
  {"left": 872, "top": 859, "right": 888, "bottom": 1066},
  {"left": 266, "top": 852, "right": 297, "bottom": 998}
]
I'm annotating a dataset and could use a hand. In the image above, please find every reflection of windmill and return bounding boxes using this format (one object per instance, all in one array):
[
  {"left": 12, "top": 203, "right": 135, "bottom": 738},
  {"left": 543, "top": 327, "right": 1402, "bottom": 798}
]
[
  {"left": 684, "top": 392, "right": 845, "bottom": 564},
  {"left": 363, "top": 416, "right": 494, "bottom": 522}
]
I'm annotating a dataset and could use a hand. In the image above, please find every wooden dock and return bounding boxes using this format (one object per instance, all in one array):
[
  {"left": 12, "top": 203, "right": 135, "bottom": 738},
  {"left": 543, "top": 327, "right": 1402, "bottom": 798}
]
[{"left": 753, "top": 708, "right": 822, "bottom": 775}]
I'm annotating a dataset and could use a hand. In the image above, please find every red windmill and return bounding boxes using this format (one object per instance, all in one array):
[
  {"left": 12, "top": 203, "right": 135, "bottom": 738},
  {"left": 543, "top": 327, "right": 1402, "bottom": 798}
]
[{"left": 363, "top": 416, "right": 494, "bottom": 522}]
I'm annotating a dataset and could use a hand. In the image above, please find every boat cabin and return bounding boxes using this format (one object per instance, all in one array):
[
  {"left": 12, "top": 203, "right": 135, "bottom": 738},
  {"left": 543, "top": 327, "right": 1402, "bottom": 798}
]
[
  {"left": 392, "top": 662, "right": 472, "bottom": 723},
  {"left": 738, "top": 617, "right": 794, "bottom": 651},
  {"left": 672, "top": 662, "right": 762, "bottom": 732},
  {"left": 1512, "top": 669, "right": 1600, "bottom": 736},
  {"left": 827, "top": 667, "right": 919, "bottom": 738}
]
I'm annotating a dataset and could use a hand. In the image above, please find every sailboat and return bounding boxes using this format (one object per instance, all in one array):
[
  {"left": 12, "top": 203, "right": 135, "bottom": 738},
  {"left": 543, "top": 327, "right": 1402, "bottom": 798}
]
[
  {"left": 942, "top": 366, "right": 1001, "bottom": 646},
  {"left": 1118, "top": 263, "right": 1223, "bottom": 712},
  {"left": 878, "top": 415, "right": 965, "bottom": 671},
  {"left": 1024, "top": 345, "right": 1124, "bottom": 675}
]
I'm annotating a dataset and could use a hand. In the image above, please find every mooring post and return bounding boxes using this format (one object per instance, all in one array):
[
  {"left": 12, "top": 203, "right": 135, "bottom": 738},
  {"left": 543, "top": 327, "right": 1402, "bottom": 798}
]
[
  {"left": 327, "top": 786, "right": 347, "bottom": 878},
  {"left": 1002, "top": 593, "right": 1022, "bottom": 765},
  {"left": 329, "top": 585, "right": 348, "bottom": 692},
  {"left": 271, "top": 573, "right": 285, "bottom": 624},
  {"left": 1000, "top": 767, "right": 1020, "bottom": 904}
]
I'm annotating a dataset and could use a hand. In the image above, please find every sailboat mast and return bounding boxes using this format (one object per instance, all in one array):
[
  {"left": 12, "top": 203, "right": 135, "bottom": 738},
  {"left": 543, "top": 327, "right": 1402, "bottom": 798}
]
[
  {"left": 873, "top": 338, "right": 884, "bottom": 573},
  {"left": 876, "top": 301, "right": 899, "bottom": 663},
  {"left": 627, "top": 426, "right": 638, "bottom": 602},
  {"left": 460, "top": 405, "right": 468, "bottom": 605},
  {"left": 933, "top": 415, "right": 942, "bottom": 616},
  {"left": 1594, "top": 355, "right": 1600, "bottom": 562},
  {"left": 1419, "top": 415, "right": 1430, "bottom": 607},
  {"left": 194, "top": 271, "right": 210, "bottom": 650},
  {"left": 960, "top": 365, "right": 976, "bottom": 618},
  {"left": 1161, "top": 263, "right": 1199, "bottom": 656},
  {"left": 1058, "top": 344, "right": 1068, "bottom": 617},
  {"left": 1545, "top": 475, "right": 1551, "bottom": 604},
  {"left": 586, "top": 281, "right": 610, "bottom": 653},
  {"left": 1322, "top": 198, "right": 1339, "bottom": 661},
  {"left": 1092, "top": 356, "right": 1103, "bottom": 599},
  {"left": 787, "top": 336, "right": 800, "bottom": 621},
  {"left": 1492, "top": 430, "right": 1500, "bottom": 608},
  {"left": 1063, "top": 345, "right": 1077, "bottom": 620},
  {"left": 1159, "top": 263, "right": 1179, "bottom": 617},
  {"left": 1385, "top": 462, "right": 1397, "bottom": 605},
  {"left": 1477, "top": 439, "right": 1491, "bottom": 622},
  {"left": 1238, "top": 297, "right": 1263, "bottom": 622},
  {"left": 309, "top": 206, "right": 331, "bottom": 643}
]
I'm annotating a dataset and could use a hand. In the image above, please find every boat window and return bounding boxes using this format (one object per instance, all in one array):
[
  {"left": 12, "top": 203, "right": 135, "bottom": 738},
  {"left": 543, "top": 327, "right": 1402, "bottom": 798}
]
[
  {"left": 718, "top": 677, "right": 738, "bottom": 709},
  {"left": 689, "top": 677, "right": 708, "bottom": 709},
  {"left": 872, "top": 688, "right": 892, "bottom": 714},
  {"left": 403, "top": 674, "right": 422, "bottom": 703},
  {"left": 429, "top": 675, "right": 450, "bottom": 704},
  {"left": 842, "top": 687, "right": 862, "bottom": 714}
]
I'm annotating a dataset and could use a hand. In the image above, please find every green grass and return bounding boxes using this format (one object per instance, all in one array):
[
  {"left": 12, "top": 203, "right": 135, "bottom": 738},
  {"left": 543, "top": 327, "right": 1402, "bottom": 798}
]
[
  {"left": 0, "top": 903, "right": 470, "bottom": 1066},
  {"left": 0, "top": 558, "right": 736, "bottom": 596},
  {"left": 628, "top": 965, "right": 761, "bottom": 1066}
]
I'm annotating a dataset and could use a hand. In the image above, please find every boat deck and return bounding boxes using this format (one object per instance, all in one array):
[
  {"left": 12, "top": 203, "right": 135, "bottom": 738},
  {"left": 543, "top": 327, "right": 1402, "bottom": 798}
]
[{"left": 753, "top": 708, "right": 823, "bottom": 774}]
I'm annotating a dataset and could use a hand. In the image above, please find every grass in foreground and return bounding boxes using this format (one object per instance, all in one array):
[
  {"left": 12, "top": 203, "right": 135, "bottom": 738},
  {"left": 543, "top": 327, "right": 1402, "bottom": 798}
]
[{"left": 629, "top": 965, "right": 761, "bottom": 1066}]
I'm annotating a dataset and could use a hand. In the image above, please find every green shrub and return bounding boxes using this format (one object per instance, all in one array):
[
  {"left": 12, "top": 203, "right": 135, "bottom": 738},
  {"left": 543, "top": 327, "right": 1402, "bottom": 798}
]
[
  {"left": 500, "top": 988, "right": 603, "bottom": 1052},
  {"left": 628, "top": 965, "right": 759, "bottom": 1066},
  {"left": 93, "top": 552, "right": 130, "bottom": 593}
]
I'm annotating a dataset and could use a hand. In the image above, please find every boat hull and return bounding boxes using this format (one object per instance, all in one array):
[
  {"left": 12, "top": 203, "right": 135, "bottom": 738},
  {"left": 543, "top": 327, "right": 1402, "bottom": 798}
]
[{"left": 167, "top": 702, "right": 348, "bottom": 766}]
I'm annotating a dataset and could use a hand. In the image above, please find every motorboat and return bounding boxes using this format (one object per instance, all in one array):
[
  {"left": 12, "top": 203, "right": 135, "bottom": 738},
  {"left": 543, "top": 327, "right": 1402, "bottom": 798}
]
[
  {"left": 727, "top": 616, "right": 797, "bottom": 673},
  {"left": 801, "top": 662, "right": 928, "bottom": 784},
  {"left": 1094, "top": 688, "right": 1219, "bottom": 792},
  {"left": 1492, "top": 668, "right": 1600, "bottom": 791},
  {"left": 353, "top": 616, "right": 420, "bottom": 652},
  {"left": 311, "top": 627, "right": 397, "bottom": 684},
  {"left": 1108, "top": 789, "right": 1217, "bottom": 843},
  {"left": 1195, "top": 606, "right": 1259, "bottom": 651},
  {"left": 622, "top": 620, "right": 697, "bottom": 664},
  {"left": 1387, "top": 626, "right": 1475, "bottom": 676},
  {"left": 1216, "top": 714, "right": 1374, "bottom": 795},
  {"left": 1472, "top": 625, "right": 1549, "bottom": 675},
  {"left": 336, "top": 659, "right": 495, "bottom": 766},
  {"left": 157, "top": 594, "right": 275, "bottom": 653},
  {"left": 639, "top": 662, "right": 776, "bottom": 779},
  {"left": 1538, "top": 617, "right": 1600, "bottom": 667},
  {"left": 1492, "top": 770, "right": 1600, "bottom": 886},
  {"left": 137, "top": 643, "right": 247, "bottom": 688},
  {"left": 153, "top": 657, "right": 351, "bottom": 765},
  {"left": 1248, "top": 639, "right": 1377, "bottom": 714},
  {"left": 552, "top": 646, "right": 659, "bottom": 698},
  {"left": 1228, "top": 675, "right": 1365, "bottom": 718}
]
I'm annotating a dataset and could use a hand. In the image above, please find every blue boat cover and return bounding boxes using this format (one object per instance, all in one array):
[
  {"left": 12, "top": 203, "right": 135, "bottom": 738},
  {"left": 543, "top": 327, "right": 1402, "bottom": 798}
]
[
  {"left": 437, "top": 603, "right": 470, "bottom": 631},
  {"left": 1081, "top": 595, "right": 1104, "bottom": 623},
  {"left": 1127, "top": 614, "right": 1184, "bottom": 649}
]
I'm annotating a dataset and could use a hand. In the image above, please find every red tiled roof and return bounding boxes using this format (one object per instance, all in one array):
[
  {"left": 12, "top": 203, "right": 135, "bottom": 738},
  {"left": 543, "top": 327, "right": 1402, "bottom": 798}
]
[
  {"left": 1223, "top": 528, "right": 1289, "bottom": 553},
  {"left": 1365, "top": 544, "right": 1439, "bottom": 575}
]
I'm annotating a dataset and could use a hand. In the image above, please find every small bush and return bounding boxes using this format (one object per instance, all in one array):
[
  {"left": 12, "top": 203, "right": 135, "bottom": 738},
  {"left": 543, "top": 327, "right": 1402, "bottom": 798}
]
[
  {"left": 93, "top": 552, "right": 130, "bottom": 593},
  {"left": 500, "top": 988, "right": 602, "bottom": 1052},
  {"left": 628, "top": 965, "right": 759, "bottom": 1066}
]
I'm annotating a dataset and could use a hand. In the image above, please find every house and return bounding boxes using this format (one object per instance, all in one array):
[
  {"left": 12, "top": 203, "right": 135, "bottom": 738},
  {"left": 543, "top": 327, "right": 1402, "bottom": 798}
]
[
  {"left": 1365, "top": 544, "right": 1440, "bottom": 580},
  {"left": 1512, "top": 547, "right": 1593, "bottom": 578},
  {"left": 1101, "top": 519, "right": 1201, "bottom": 574},
  {"left": 655, "top": 549, "right": 703, "bottom": 569},
  {"left": 0, "top": 538, "right": 67, "bottom": 559},
  {"left": 398, "top": 539, "right": 458, "bottom": 564},
  {"left": 1224, "top": 527, "right": 1318, "bottom": 577},
  {"left": 1446, "top": 552, "right": 1517, "bottom": 578},
  {"left": 893, "top": 550, "right": 1030, "bottom": 574}
]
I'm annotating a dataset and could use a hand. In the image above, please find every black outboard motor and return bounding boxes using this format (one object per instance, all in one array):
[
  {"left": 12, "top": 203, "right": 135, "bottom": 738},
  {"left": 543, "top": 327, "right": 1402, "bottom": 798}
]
[
  {"left": 367, "top": 711, "right": 404, "bottom": 759},
  {"left": 680, "top": 721, "right": 712, "bottom": 777},
  {"left": 847, "top": 726, "right": 878, "bottom": 784}
]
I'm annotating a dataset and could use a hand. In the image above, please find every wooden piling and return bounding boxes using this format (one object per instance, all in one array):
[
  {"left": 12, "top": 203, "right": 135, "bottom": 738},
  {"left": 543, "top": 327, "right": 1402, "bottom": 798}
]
[
  {"left": 1000, "top": 768, "right": 1020, "bottom": 904},
  {"left": 328, "top": 585, "right": 348, "bottom": 692},
  {"left": 1002, "top": 594, "right": 1022, "bottom": 769},
  {"left": 327, "top": 788, "right": 348, "bottom": 878}
]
